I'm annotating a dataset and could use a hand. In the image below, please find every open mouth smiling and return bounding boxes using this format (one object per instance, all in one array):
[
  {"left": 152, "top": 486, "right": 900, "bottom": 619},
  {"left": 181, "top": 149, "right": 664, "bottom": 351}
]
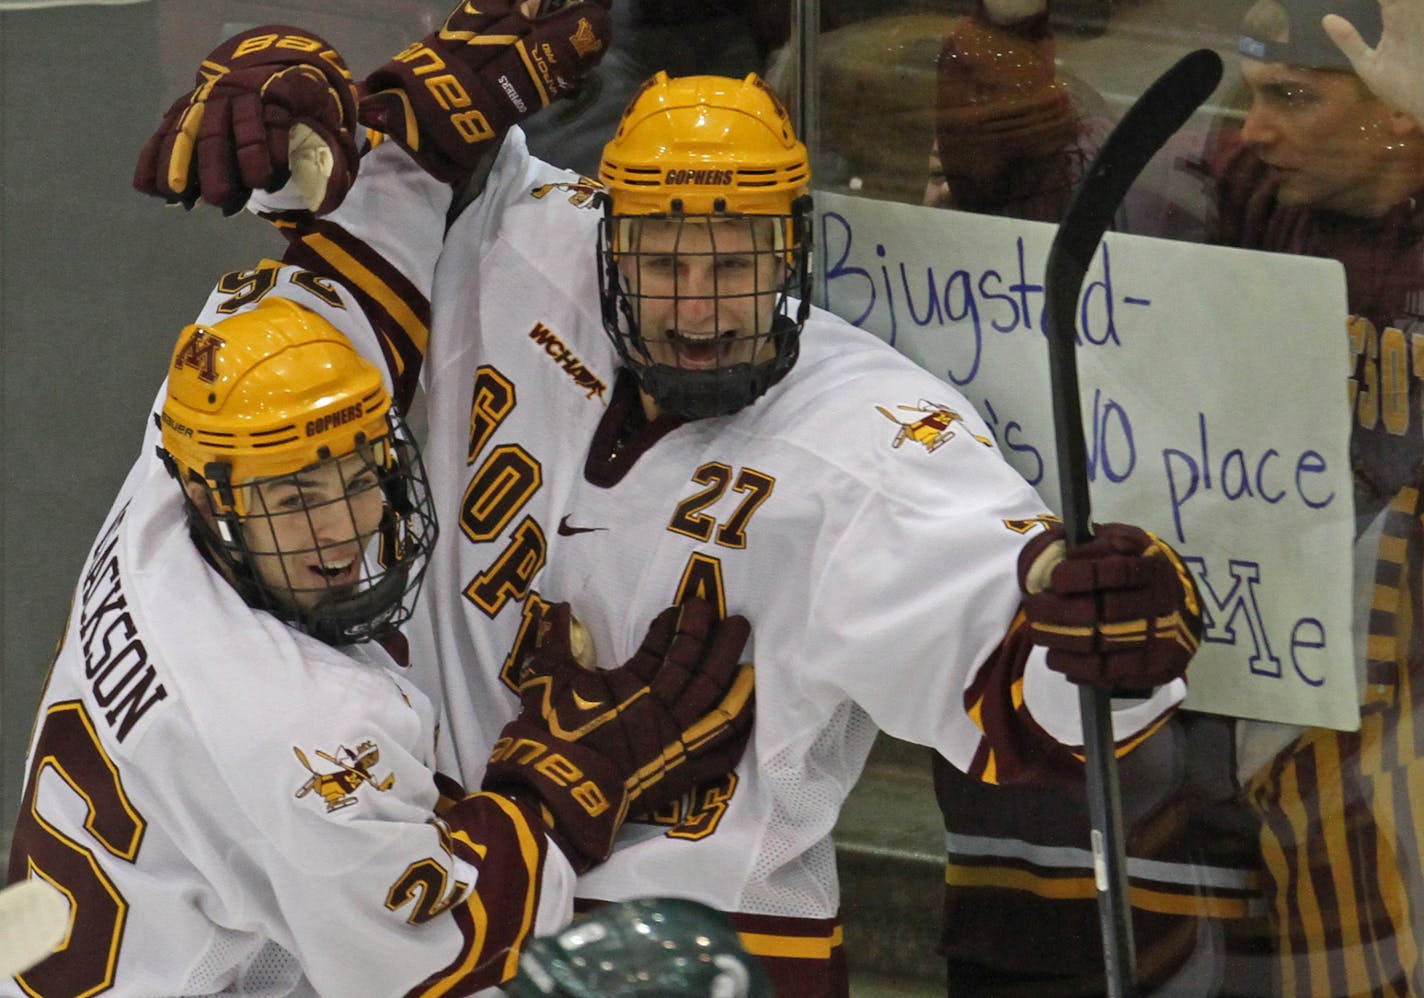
[
  {"left": 311, "top": 556, "right": 359, "bottom": 585},
  {"left": 664, "top": 329, "right": 738, "bottom": 368}
]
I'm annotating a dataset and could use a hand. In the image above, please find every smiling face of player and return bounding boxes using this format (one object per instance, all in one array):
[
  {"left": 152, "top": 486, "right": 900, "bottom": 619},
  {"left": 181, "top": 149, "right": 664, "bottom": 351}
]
[
  {"left": 618, "top": 215, "right": 786, "bottom": 417},
  {"left": 1238, "top": 58, "right": 1423, "bottom": 217},
  {"left": 200, "top": 450, "right": 387, "bottom": 613}
]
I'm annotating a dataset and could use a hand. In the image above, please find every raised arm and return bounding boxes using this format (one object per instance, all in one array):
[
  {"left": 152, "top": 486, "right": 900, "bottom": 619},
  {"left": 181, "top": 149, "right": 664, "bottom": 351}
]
[
  {"left": 133, "top": 2, "right": 612, "bottom": 215},
  {"left": 132, "top": 7, "right": 612, "bottom": 408},
  {"left": 359, "top": 0, "right": 611, "bottom": 185}
]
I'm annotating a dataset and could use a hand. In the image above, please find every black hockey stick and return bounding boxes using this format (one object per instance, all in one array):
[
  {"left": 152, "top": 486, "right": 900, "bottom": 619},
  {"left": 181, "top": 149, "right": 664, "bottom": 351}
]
[{"left": 1041, "top": 47, "right": 1222, "bottom": 998}]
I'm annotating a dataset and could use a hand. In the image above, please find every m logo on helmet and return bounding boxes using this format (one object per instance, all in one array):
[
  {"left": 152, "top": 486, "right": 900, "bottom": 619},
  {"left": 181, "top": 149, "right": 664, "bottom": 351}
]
[
  {"left": 751, "top": 75, "right": 791, "bottom": 122},
  {"left": 174, "top": 328, "right": 225, "bottom": 385}
]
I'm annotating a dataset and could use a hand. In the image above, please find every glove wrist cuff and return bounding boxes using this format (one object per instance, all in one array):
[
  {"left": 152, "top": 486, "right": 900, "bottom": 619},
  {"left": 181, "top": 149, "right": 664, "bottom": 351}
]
[{"left": 481, "top": 716, "right": 630, "bottom": 872}]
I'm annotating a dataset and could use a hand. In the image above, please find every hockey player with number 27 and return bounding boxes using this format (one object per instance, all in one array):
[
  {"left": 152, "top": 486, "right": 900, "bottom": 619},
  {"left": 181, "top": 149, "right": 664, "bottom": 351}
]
[
  {"left": 131, "top": 1, "right": 1204, "bottom": 993},
  {"left": 3, "top": 298, "right": 754, "bottom": 991}
]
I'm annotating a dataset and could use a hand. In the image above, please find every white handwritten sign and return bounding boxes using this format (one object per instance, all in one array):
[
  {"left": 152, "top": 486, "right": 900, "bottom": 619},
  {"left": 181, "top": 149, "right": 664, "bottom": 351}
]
[{"left": 815, "top": 192, "right": 1357, "bottom": 731}]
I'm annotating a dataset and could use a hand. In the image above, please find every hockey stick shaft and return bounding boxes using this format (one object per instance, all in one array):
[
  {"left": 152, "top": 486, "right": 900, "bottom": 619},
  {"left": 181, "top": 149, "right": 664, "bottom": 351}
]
[{"left": 1041, "top": 47, "right": 1222, "bottom": 998}]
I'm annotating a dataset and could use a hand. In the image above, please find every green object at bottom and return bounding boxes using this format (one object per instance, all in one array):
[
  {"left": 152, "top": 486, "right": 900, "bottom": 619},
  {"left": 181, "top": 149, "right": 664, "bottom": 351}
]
[{"left": 507, "top": 897, "right": 773, "bottom": 997}]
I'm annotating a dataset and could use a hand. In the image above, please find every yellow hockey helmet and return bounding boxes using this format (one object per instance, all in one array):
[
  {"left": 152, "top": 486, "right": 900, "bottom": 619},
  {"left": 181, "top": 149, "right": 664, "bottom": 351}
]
[
  {"left": 158, "top": 297, "right": 437, "bottom": 645},
  {"left": 160, "top": 297, "right": 392, "bottom": 516},
  {"left": 598, "top": 72, "right": 810, "bottom": 218},
  {"left": 596, "top": 73, "right": 814, "bottom": 420}
]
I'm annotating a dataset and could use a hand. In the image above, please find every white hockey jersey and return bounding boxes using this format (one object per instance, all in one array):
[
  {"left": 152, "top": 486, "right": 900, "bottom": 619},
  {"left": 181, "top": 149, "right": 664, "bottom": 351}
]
[
  {"left": 4, "top": 262, "right": 575, "bottom": 997},
  {"left": 253, "top": 133, "right": 1186, "bottom": 990}
]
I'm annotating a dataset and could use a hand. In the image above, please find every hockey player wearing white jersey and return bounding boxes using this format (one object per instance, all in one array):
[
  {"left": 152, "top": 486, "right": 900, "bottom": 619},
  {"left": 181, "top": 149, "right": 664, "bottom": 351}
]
[
  {"left": 131, "top": 6, "right": 1203, "bottom": 993},
  {"left": 4, "top": 295, "right": 754, "bottom": 996}
]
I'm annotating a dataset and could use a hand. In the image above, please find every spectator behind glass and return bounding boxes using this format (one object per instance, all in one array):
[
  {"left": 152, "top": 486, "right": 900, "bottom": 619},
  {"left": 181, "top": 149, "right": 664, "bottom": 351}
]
[
  {"left": 928, "top": 0, "right": 1424, "bottom": 990},
  {"left": 924, "top": 0, "right": 1111, "bottom": 221},
  {"left": 767, "top": 11, "right": 960, "bottom": 205},
  {"left": 1213, "top": 0, "right": 1424, "bottom": 524},
  {"left": 1207, "top": 1, "right": 1424, "bottom": 994}
]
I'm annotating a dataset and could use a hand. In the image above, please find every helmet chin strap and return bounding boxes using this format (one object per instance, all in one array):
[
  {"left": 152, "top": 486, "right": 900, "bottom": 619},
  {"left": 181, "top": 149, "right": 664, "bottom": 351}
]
[
  {"left": 635, "top": 362, "right": 766, "bottom": 420},
  {"left": 302, "top": 561, "right": 413, "bottom": 645},
  {"left": 628, "top": 311, "right": 802, "bottom": 421}
]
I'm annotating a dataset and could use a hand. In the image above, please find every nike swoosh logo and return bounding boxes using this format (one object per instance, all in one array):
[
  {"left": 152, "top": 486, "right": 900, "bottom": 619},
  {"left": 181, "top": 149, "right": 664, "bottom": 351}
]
[{"left": 557, "top": 515, "right": 607, "bottom": 537}]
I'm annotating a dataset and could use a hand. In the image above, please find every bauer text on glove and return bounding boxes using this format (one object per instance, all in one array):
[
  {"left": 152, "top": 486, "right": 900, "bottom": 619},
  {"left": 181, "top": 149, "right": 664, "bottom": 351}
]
[
  {"left": 359, "top": 0, "right": 612, "bottom": 183},
  {"left": 481, "top": 598, "right": 753, "bottom": 870},
  {"left": 133, "top": 25, "right": 360, "bottom": 215}
]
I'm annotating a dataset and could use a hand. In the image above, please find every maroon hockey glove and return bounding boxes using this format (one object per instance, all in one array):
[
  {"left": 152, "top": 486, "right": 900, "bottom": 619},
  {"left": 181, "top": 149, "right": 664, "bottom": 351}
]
[
  {"left": 1018, "top": 522, "right": 1202, "bottom": 691},
  {"left": 359, "top": 0, "right": 612, "bottom": 184},
  {"left": 134, "top": 26, "right": 360, "bottom": 215},
  {"left": 481, "top": 599, "right": 754, "bottom": 870}
]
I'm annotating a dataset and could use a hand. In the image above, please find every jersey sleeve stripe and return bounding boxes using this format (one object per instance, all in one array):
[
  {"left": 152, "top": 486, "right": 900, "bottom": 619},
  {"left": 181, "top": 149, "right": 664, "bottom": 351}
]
[
  {"left": 962, "top": 617, "right": 1083, "bottom": 783},
  {"left": 268, "top": 216, "right": 431, "bottom": 416},
  {"left": 290, "top": 231, "right": 429, "bottom": 359},
  {"left": 408, "top": 793, "right": 547, "bottom": 996},
  {"left": 482, "top": 793, "right": 544, "bottom": 983}
]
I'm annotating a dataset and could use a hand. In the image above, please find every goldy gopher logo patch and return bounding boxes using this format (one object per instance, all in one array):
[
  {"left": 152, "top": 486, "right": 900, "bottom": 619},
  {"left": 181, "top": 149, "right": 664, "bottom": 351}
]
[
  {"left": 876, "top": 399, "right": 993, "bottom": 453},
  {"left": 294, "top": 740, "right": 394, "bottom": 812},
  {"left": 531, "top": 176, "right": 601, "bottom": 208}
]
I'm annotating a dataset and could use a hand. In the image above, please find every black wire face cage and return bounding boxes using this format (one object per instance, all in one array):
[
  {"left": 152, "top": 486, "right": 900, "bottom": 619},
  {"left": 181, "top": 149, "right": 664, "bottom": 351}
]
[
  {"left": 597, "top": 197, "right": 813, "bottom": 420},
  {"left": 191, "top": 414, "right": 438, "bottom": 646}
]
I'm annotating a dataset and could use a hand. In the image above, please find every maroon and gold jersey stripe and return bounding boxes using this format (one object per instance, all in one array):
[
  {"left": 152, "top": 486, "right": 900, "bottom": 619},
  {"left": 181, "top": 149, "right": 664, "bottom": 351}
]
[
  {"left": 962, "top": 615, "right": 1083, "bottom": 784},
  {"left": 268, "top": 214, "right": 431, "bottom": 416},
  {"left": 409, "top": 793, "right": 547, "bottom": 996}
]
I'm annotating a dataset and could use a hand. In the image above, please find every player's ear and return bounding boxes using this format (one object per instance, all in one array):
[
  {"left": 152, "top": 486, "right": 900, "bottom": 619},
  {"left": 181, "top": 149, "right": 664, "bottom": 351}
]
[
  {"left": 182, "top": 479, "right": 231, "bottom": 541},
  {"left": 183, "top": 478, "right": 214, "bottom": 515}
]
